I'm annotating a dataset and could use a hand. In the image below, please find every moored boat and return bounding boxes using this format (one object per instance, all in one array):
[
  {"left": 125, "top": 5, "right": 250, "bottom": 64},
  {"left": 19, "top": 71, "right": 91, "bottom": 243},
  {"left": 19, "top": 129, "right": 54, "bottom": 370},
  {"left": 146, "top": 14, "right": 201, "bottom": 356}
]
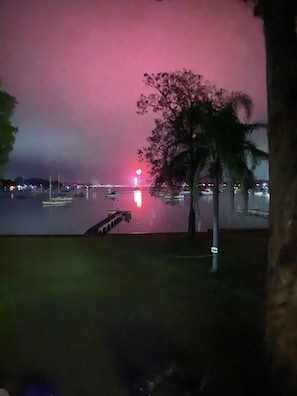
[
  {"left": 74, "top": 190, "right": 85, "bottom": 198},
  {"left": 42, "top": 200, "right": 67, "bottom": 206},
  {"left": 199, "top": 188, "right": 213, "bottom": 196},
  {"left": 163, "top": 193, "right": 185, "bottom": 201},
  {"left": 50, "top": 196, "right": 73, "bottom": 202},
  {"left": 42, "top": 176, "right": 68, "bottom": 206},
  {"left": 105, "top": 189, "right": 119, "bottom": 199}
]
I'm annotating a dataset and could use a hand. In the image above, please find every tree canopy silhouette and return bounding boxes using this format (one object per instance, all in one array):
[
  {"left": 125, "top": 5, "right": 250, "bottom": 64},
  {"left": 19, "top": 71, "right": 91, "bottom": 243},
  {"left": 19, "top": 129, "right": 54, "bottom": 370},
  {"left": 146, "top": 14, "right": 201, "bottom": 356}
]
[
  {"left": 137, "top": 70, "right": 266, "bottom": 241},
  {"left": 0, "top": 82, "right": 18, "bottom": 177}
]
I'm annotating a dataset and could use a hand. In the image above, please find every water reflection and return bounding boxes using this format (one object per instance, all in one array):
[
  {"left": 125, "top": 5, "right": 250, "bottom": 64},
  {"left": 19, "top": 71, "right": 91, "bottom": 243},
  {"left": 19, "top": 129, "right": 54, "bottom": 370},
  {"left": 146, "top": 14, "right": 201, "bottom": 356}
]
[
  {"left": 133, "top": 190, "right": 142, "bottom": 208},
  {"left": 0, "top": 187, "right": 269, "bottom": 235},
  {"left": 200, "top": 195, "right": 213, "bottom": 203}
]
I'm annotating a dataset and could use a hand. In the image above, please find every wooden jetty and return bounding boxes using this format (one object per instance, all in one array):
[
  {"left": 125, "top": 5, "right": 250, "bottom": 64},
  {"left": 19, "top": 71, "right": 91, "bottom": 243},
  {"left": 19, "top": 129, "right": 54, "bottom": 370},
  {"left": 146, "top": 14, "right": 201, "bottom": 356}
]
[{"left": 84, "top": 210, "right": 131, "bottom": 235}]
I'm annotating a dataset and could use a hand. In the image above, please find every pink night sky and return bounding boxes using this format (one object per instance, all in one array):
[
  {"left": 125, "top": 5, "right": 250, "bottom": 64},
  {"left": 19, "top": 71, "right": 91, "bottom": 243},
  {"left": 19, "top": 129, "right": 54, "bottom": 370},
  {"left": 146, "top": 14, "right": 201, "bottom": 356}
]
[{"left": 0, "top": 0, "right": 267, "bottom": 184}]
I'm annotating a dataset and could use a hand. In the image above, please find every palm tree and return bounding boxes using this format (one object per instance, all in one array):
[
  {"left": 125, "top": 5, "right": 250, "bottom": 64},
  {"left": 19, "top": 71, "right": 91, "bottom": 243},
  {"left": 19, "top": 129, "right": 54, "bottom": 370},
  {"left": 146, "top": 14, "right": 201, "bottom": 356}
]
[
  {"left": 165, "top": 90, "right": 267, "bottom": 246},
  {"left": 190, "top": 91, "right": 267, "bottom": 272}
]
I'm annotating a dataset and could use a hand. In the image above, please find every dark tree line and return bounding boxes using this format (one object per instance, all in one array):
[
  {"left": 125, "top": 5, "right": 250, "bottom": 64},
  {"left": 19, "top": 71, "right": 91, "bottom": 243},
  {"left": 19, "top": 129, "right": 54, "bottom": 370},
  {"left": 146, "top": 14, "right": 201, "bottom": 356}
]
[{"left": 0, "top": 82, "right": 18, "bottom": 177}]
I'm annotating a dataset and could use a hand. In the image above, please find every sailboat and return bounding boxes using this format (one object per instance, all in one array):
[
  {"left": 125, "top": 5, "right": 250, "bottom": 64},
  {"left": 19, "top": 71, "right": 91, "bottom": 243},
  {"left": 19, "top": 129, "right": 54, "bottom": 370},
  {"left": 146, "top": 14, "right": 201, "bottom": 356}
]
[
  {"left": 42, "top": 176, "right": 67, "bottom": 207},
  {"left": 50, "top": 173, "right": 73, "bottom": 203}
]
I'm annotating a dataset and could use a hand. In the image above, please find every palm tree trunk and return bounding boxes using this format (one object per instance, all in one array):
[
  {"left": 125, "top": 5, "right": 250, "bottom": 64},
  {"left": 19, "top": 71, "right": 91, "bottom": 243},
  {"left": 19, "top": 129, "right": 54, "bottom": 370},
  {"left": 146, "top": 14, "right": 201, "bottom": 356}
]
[
  {"left": 228, "top": 179, "right": 235, "bottom": 214},
  {"left": 188, "top": 189, "right": 196, "bottom": 237},
  {"left": 241, "top": 182, "right": 249, "bottom": 216},
  {"left": 211, "top": 166, "right": 220, "bottom": 272},
  {"left": 263, "top": 1, "right": 297, "bottom": 393},
  {"left": 193, "top": 166, "right": 201, "bottom": 231},
  {"left": 187, "top": 166, "right": 201, "bottom": 237}
]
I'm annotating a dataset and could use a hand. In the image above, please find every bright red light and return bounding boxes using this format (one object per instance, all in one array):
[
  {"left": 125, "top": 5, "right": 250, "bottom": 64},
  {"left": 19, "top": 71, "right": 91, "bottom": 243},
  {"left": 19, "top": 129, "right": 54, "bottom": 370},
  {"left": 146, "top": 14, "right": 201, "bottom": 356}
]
[{"left": 136, "top": 168, "right": 142, "bottom": 175}]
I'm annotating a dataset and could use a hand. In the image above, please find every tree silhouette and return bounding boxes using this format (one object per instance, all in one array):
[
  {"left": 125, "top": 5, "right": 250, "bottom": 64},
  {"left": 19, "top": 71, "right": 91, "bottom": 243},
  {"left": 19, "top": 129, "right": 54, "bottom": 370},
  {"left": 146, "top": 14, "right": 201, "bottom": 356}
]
[
  {"left": 0, "top": 82, "right": 18, "bottom": 177},
  {"left": 137, "top": 71, "right": 266, "bottom": 246},
  {"left": 137, "top": 70, "right": 213, "bottom": 236},
  {"left": 174, "top": 89, "right": 266, "bottom": 270}
]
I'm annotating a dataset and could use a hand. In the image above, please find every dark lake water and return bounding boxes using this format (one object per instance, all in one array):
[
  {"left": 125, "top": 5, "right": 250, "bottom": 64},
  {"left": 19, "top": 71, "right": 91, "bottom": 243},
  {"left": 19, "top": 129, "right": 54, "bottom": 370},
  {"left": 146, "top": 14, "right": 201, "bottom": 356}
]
[{"left": 0, "top": 187, "right": 269, "bottom": 235}]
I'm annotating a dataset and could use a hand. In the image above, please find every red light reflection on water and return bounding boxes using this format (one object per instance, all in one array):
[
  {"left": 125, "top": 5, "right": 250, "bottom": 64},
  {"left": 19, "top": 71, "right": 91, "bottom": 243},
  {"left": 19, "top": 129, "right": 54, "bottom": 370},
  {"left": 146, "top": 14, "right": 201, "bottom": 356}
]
[{"left": 134, "top": 190, "right": 142, "bottom": 208}]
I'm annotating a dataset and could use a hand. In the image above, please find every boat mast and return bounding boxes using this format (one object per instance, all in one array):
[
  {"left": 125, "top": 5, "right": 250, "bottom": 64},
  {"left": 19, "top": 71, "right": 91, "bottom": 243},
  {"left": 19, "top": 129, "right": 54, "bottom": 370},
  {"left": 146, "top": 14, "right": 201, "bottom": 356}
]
[{"left": 49, "top": 176, "right": 52, "bottom": 200}]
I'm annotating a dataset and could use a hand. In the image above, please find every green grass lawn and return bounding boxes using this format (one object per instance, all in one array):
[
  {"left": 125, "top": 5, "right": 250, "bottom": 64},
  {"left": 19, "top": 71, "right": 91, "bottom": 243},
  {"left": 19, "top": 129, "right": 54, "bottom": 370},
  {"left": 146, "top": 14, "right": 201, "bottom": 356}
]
[{"left": 0, "top": 231, "right": 268, "bottom": 395}]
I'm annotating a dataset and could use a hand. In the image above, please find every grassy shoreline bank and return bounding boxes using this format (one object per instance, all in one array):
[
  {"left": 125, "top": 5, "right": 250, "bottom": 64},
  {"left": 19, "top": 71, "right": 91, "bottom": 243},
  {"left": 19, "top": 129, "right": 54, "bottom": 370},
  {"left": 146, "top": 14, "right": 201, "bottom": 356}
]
[{"left": 1, "top": 231, "right": 269, "bottom": 395}]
